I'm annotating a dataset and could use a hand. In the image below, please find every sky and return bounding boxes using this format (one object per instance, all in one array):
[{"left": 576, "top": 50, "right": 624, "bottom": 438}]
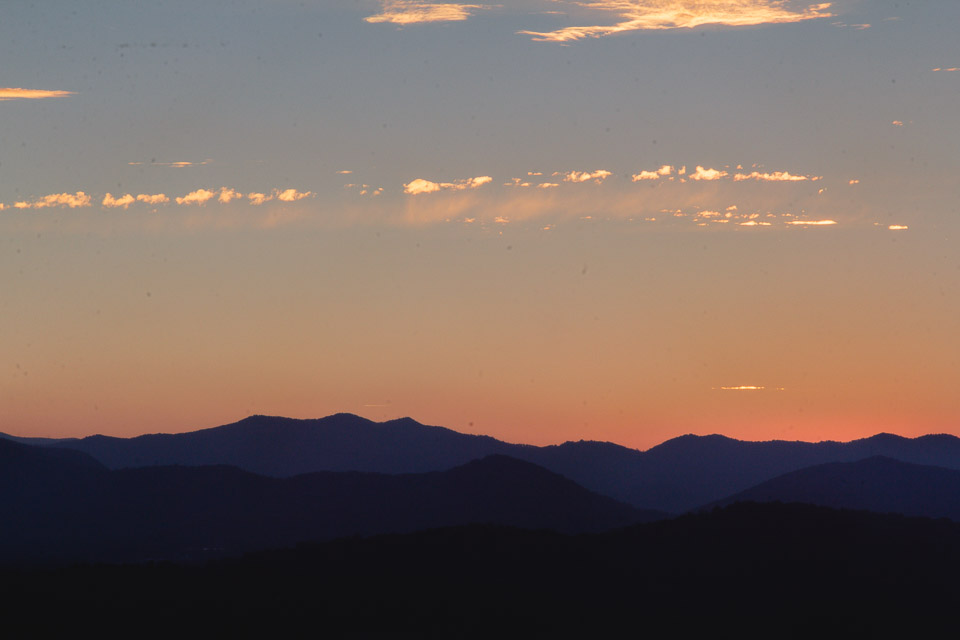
[{"left": 2, "top": 0, "right": 958, "bottom": 449}]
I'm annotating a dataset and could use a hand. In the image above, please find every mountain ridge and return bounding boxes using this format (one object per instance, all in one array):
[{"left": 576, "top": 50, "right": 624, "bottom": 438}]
[{"left": 4, "top": 413, "right": 960, "bottom": 512}]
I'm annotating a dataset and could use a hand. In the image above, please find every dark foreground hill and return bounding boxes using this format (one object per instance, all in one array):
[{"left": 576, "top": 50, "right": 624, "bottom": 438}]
[
  {"left": 0, "top": 438, "right": 656, "bottom": 563},
  {"left": 4, "top": 502, "right": 959, "bottom": 635},
  {"left": 8, "top": 413, "right": 960, "bottom": 512},
  {"left": 708, "top": 456, "right": 960, "bottom": 519}
]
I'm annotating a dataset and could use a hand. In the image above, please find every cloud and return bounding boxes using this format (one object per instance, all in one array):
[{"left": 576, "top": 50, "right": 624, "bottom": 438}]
[
  {"left": 785, "top": 219, "right": 837, "bottom": 225},
  {"left": 128, "top": 159, "right": 211, "bottom": 168},
  {"left": 137, "top": 193, "right": 169, "bottom": 205},
  {"left": 932, "top": 67, "right": 960, "bottom": 72},
  {"left": 14, "top": 192, "right": 92, "bottom": 209},
  {"left": 336, "top": 170, "right": 353, "bottom": 174},
  {"left": 404, "top": 175, "right": 493, "bottom": 195},
  {"left": 733, "top": 170, "right": 812, "bottom": 182},
  {"left": 0, "top": 88, "right": 75, "bottom": 101},
  {"left": 175, "top": 189, "right": 217, "bottom": 205},
  {"left": 519, "top": 1, "right": 835, "bottom": 42},
  {"left": 891, "top": 120, "right": 904, "bottom": 127},
  {"left": 102, "top": 193, "right": 136, "bottom": 209},
  {"left": 632, "top": 165, "right": 674, "bottom": 181},
  {"left": 689, "top": 165, "right": 728, "bottom": 181},
  {"left": 365, "top": 1, "right": 488, "bottom": 25},
  {"left": 888, "top": 225, "right": 909, "bottom": 231},
  {"left": 848, "top": 179, "right": 859, "bottom": 185},
  {"left": 218, "top": 188, "right": 244, "bottom": 203},
  {"left": 562, "top": 169, "right": 612, "bottom": 183},
  {"left": 276, "top": 188, "right": 313, "bottom": 202}
]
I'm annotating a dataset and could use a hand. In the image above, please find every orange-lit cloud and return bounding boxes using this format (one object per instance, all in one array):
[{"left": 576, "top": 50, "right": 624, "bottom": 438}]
[
  {"left": 562, "top": 169, "right": 612, "bottom": 183},
  {"left": 248, "top": 192, "right": 270, "bottom": 205},
  {"left": 888, "top": 224, "right": 909, "bottom": 231},
  {"left": 0, "top": 87, "right": 75, "bottom": 101},
  {"left": 404, "top": 175, "right": 493, "bottom": 194},
  {"left": 932, "top": 67, "right": 960, "bottom": 72},
  {"left": 733, "top": 170, "right": 813, "bottom": 182},
  {"left": 689, "top": 165, "right": 727, "bottom": 181},
  {"left": 632, "top": 165, "right": 673, "bottom": 181},
  {"left": 848, "top": 179, "right": 859, "bottom": 185},
  {"left": 276, "top": 188, "right": 313, "bottom": 202},
  {"left": 891, "top": 120, "right": 904, "bottom": 126},
  {"left": 137, "top": 193, "right": 169, "bottom": 205},
  {"left": 175, "top": 189, "right": 216, "bottom": 205},
  {"left": 128, "top": 159, "right": 211, "bottom": 168},
  {"left": 519, "top": 1, "right": 834, "bottom": 42},
  {"left": 785, "top": 219, "right": 837, "bottom": 225},
  {"left": 102, "top": 193, "right": 136, "bottom": 209},
  {"left": 14, "top": 192, "right": 92, "bottom": 209},
  {"left": 365, "top": 1, "right": 487, "bottom": 25},
  {"left": 218, "top": 188, "right": 244, "bottom": 203}
]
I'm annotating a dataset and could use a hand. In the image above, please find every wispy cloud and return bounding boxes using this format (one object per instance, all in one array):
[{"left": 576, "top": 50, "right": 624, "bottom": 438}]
[
  {"left": 519, "top": 1, "right": 834, "bottom": 42},
  {"left": 0, "top": 87, "right": 75, "bottom": 101},
  {"left": 14, "top": 192, "right": 91, "bottom": 209},
  {"left": 888, "top": 225, "right": 909, "bottom": 231},
  {"left": 404, "top": 176, "right": 493, "bottom": 194},
  {"left": 785, "top": 219, "right": 837, "bottom": 226},
  {"left": 365, "top": 1, "right": 488, "bottom": 25}
]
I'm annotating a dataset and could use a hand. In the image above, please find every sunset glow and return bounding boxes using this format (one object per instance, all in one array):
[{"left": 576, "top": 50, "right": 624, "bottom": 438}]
[{"left": 2, "top": 1, "right": 959, "bottom": 450}]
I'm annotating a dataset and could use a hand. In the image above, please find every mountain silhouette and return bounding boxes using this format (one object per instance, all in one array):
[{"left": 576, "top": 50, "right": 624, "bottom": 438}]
[
  {"left": 707, "top": 455, "right": 960, "bottom": 520},
  {"left": 7, "top": 414, "right": 960, "bottom": 512},
  {"left": 0, "top": 438, "right": 657, "bottom": 563}
]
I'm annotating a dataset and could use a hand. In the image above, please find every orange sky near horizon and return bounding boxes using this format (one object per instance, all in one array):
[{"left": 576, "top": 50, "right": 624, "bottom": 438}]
[{"left": 2, "top": 1, "right": 959, "bottom": 450}]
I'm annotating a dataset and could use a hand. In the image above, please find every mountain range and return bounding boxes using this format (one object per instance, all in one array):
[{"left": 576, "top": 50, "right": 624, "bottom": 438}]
[
  {"left": 0, "top": 436, "right": 657, "bottom": 563},
  {"left": 7, "top": 413, "right": 960, "bottom": 512}
]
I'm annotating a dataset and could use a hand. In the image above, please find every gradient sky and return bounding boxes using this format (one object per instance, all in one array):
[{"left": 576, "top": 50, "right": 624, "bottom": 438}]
[{"left": 2, "top": 0, "right": 958, "bottom": 448}]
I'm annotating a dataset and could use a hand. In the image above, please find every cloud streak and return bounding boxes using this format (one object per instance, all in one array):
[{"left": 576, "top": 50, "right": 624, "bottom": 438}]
[
  {"left": 519, "top": 1, "right": 835, "bottom": 42},
  {"left": 0, "top": 88, "right": 75, "bottom": 101},
  {"left": 365, "top": 1, "right": 488, "bottom": 25}
]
